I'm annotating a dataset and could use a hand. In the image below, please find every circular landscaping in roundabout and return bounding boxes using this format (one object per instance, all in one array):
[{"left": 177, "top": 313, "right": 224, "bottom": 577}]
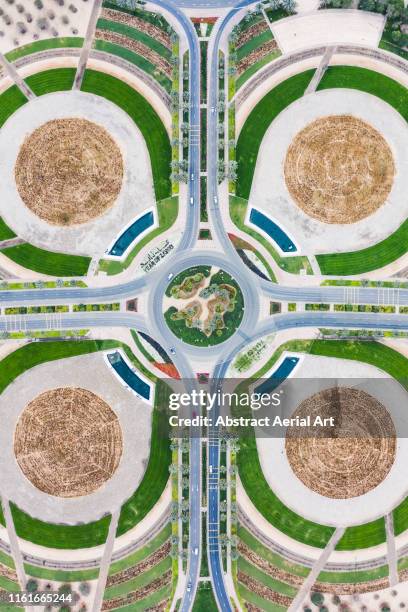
[
  {"left": 163, "top": 266, "right": 244, "bottom": 346},
  {"left": 14, "top": 387, "right": 123, "bottom": 498},
  {"left": 15, "top": 118, "right": 124, "bottom": 226},
  {"left": 284, "top": 115, "right": 395, "bottom": 224},
  {"left": 285, "top": 387, "right": 396, "bottom": 499}
]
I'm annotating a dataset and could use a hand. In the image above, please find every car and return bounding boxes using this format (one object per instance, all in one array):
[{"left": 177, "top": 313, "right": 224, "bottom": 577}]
[
  {"left": 191, "top": 173, "right": 194, "bottom": 180},
  {"left": 190, "top": 197, "right": 194, "bottom": 206},
  {"left": 193, "top": 547, "right": 198, "bottom": 555},
  {"left": 167, "top": 272, "right": 174, "bottom": 281},
  {"left": 214, "top": 195, "right": 218, "bottom": 204},
  {"left": 169, "top": 347, "right": 176, "bottom": 355},
  {"left": 187, "top": 581, "right": 192, "bottom": 593}
]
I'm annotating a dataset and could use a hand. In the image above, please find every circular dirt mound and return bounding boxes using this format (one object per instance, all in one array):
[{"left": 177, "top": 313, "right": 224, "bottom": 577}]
[
  {"left": 284, "top": 115, "right": 394, "bottom": 224},
  {"left": 15, "top": 118, "right": 123, "bottom": 226},
  {"left": 285, "top": 387, "right": 396, "bottom": 499},
  {"left": 14, "top": 387, "right": 123, "bottom": 498}
]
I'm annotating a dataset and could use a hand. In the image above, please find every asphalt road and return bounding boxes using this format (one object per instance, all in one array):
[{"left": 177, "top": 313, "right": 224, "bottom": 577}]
[{"left": 1, "top": 0, "right": 408, "bottom": 609}]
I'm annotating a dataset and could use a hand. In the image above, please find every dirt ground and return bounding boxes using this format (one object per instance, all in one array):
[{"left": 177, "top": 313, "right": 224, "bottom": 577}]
[
  {"left": 284, "top": 115, "right": 394, "bottom": 224},
  {"left": 285, "top": 387, "right": 396, "bottom": 499},
  {"left": 14, "top": 387, "right": 123, "bottom": 498},
  {"left": 15, "top": 118, "right": 123, "bottom": 226}
]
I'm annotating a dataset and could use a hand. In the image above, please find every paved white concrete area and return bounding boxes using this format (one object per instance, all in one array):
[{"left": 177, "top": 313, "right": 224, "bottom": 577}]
[
  {"left": 0, "top": 352, "right": 152, "bottom": 525},
  {"left": 249, "top": 89, "right": 408, "bottom": 255},
  {"left": 257, "top": 354, "right": 408, "bottom": 527},
  {"left": 0, "top": 90, "right": 155, "bottom": 257},
  {"left": 0, "top": 1, "right": 93, "bottom": 56},
  {"left": 271, "top": 9, "right": 385, "bottom": 54}
]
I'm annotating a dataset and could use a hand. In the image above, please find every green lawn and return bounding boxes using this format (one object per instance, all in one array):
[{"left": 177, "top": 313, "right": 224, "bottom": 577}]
[
  {"left": 335, "top": 518, "right": 386, "bottom": 551},
  {"left": 238, "top": 558, "right": 297, "bottom": 597},
  {"left": 0, "top": 342, "right": 170, "bottom": 549},
  {"left": 238, "top": 435, "right": 335, "bottom": 548},
  {"left": 109, "top": 525, "right": 171, "bottom": 575},
  {"left": 192, "top": 582, "right": 218, "bottom": 611},
  {"left": 238, "top": 526, "right": 309, "bottom": 578},
  {"left": 5, "top": 37, "right": 84, "bottom": 62},
  {"left": 25, "top": 67, "right": 76, "bottom": 94},
  {"left": 317, "top": 565, "right": 389, "bottom": 584},
  {"left": 315, "top": 66, "right": 408, "bottom": 274},
  {"left": 0, "top": 85, "right": 27, "bottom": 127},
  {"left": 97, "top": 18, "right": 171, "bottom": 58},
  {"left": 236, "top": 70, "right": 313, "bottom": 199},
  {"left": 164, "top": 268, "right": 244, "bottom": 347},
  {"left": 81, "top": 69, "right": 171, "bottom": 201},
  {"left": 110, "top": 584, "right": 171, "bottom": 611},
  {"left": 238, "top": 584, "right": 286, "bottom": 612},
  {"left": 239, "top": 339, "right": 408, "bottom": 550},
  {"left": 237, "top": 65, "right": 408, "bottom": 275},
  {"left": 236, "top": 29, "right": 273, "bottom": 62},
  {"left": 102, "top": 1, "right": 170, "bottom": 33},
  {"left": 0, "top": 218, "right": 16, "bottom": 241},
  {"left": 116, "top": 379, "right": 171, "bottom": 537},
  {"left": 1, "top": 66, "right": 171, "bottom": 276},
  {"left": 229, "top": 196, "right": 311, "bottom": 275},
  {"left": 393, "top": 497, "right": 408, "bottom": 536},
  {"left": 2, "top": 243, "right": 91, "bottom": 277},
  {"left": 93, "top": 39, "right": 172, "bottom": 92},
  {"left": 317, "top": 217, "right": 408, "bottom": 275},
  {"left": 104, "top": 557, "right": 171, "bottom": 599},
  {"left": 99, "top": 197, "right": 178, "bottom": 275},
  {"left": 236, "top": 50, "right": 281, "bottom": 90},
  {"left": 25, "top": 565, "right": 99, "bottom": 582},
  {"left": 379, "top": 26, "right": 408, "bottom": 62}
]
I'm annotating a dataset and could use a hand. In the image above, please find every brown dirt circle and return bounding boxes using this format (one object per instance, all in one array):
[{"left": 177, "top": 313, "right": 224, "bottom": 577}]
[
  {"left": 284, "top": 115, "right": 395, "bottom": 224},
  {"left": 285, "top": 387, "right": 396, "bottom": 499},
  {"left": 14, "top": 387, "right": 123, "bottom": 498},
  {"left": 15, "top": 118, "right": 124, "bottom": 226}
]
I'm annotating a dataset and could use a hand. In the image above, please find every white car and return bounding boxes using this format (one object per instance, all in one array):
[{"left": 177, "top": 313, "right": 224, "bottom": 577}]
[
  {"left": 187, "top": 581, "right": 192, "bottom": 593},
  {"left": 167, "top": 272, "right": 174, "bottom": 281},
  {"left": 193, "top": 547, "right": 198, "bottom": 555},
  {"left": 190, "top": 197, "right": 194, "bottom": 206}
]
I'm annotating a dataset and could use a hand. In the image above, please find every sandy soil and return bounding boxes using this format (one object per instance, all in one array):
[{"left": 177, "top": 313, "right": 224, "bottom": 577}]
[
  {"left": 14, "top": 387, "right": 123, "bottom": 498},
  {"left": 15, "top": 118, "right": 123, "bottom": 227},
  {"left": 284, "top": 115, "right": 394, "bottom": 224},
  {"left": 286, "top": 387, "right": 396, "bottom": 499}
]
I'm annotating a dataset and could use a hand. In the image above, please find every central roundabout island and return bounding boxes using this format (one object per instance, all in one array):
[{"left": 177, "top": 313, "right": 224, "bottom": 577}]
[{"left": 163, "top": 265, "right": 244, "bottom": 346}]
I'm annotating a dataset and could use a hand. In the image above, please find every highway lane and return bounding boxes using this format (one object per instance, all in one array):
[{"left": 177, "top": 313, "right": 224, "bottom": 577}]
[
  {"left": 5, "top": 310, "right": 408, "bottom": 341},
  {"left": 144, "top": 5, "right": 202, "bottom": 607},
  {"left": 2, "top": 271, "right": 408, "bottom": 308}
]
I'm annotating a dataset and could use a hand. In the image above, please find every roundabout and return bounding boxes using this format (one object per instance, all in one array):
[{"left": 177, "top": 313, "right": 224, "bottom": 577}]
[{"left": 163, "top": 265, "right": 244, "bottom": 346}]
